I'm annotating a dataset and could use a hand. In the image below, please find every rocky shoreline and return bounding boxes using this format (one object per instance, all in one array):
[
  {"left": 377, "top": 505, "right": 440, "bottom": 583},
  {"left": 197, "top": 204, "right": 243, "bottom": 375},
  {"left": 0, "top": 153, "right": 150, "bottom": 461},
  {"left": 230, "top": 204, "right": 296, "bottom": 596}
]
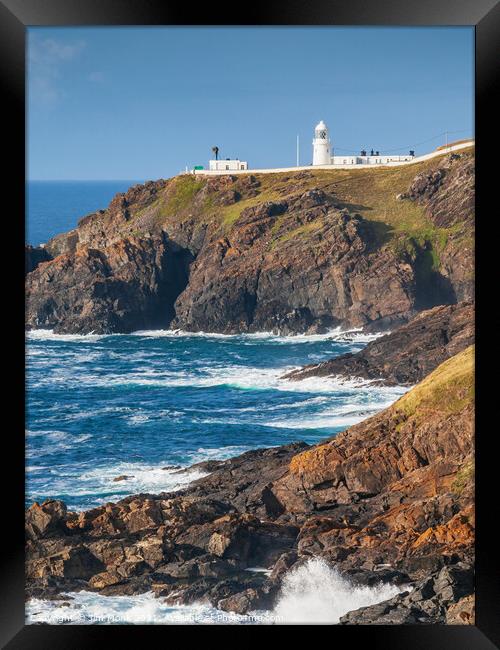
[
  {"left": 285, "top": 301, "right": 474, "bottom": 385},
  {"left": 26, "top": 346, "right": 475, "bottom": 624}
]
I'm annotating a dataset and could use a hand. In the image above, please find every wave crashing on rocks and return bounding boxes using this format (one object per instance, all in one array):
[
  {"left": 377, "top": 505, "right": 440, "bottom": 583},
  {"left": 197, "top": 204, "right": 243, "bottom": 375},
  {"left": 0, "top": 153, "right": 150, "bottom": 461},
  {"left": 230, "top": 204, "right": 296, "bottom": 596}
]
[{"left": 273, "top": 558, "right": 404, "bottom": 624}]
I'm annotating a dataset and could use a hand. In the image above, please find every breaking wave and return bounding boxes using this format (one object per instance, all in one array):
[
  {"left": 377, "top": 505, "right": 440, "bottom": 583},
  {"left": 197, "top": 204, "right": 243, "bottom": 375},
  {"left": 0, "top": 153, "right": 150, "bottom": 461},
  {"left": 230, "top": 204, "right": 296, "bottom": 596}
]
[
  {"left": 273, "top": 558, "right": 404, "bottom": 623},
  {"left": 27, "top": 326, "right": 384, "bottom": 345},
  {"left": 28, "top": 362, "right": 405, "bottom": 396}
]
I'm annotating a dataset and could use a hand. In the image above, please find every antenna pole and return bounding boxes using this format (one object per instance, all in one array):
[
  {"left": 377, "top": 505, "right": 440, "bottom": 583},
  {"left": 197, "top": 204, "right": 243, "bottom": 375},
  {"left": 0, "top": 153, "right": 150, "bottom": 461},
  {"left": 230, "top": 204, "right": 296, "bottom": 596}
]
[{"left": 296, "top": 135, "right": 300, "bottom": 167}]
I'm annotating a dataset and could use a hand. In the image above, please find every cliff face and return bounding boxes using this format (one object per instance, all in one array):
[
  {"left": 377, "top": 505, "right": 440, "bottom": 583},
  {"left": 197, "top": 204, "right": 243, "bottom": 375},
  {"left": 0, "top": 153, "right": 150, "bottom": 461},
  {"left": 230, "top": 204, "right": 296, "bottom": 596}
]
[
  {"left": 26, "top": 149, "right": 474, "bottom": 334},
  {"left": 26, "top": 347, "right": 474, "bottom": 622},
  {"left": 25, "top": 234, "right": 192, "bottom": 334},
  {"left": 286, "top": 301, "right": 474, "bottom": 385}
]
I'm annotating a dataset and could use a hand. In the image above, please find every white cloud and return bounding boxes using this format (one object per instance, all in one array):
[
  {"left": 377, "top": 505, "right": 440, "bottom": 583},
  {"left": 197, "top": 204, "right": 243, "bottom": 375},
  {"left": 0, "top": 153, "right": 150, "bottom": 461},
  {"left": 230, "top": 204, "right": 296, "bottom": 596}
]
[{"left": 28, "top": 35, "right": 86, "bottom": 106}]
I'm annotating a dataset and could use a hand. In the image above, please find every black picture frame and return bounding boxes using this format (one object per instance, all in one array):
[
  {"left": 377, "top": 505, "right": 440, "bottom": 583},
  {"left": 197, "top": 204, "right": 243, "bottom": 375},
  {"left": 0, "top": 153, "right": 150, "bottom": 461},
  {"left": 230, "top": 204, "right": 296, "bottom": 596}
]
[{"left": 3, "top": 0, "right": 499, "bottom": 646}]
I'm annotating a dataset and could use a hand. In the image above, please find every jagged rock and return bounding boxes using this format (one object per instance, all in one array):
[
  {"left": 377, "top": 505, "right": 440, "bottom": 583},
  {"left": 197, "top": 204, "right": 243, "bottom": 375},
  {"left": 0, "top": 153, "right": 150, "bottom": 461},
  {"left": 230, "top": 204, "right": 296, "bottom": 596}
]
[
  {"left": 170, "top": 206, "right": 416, "bottom": 335},
  {"left": 286, "top": 302, "right": 474, "bottom": 385},
  {"left": 339, "top": 561, "right": 474, "bottom": 625},
  {"left": 217, "top": 582, "right": 278, "bottom": 614},
  {"left": 26, "top": 234, "right": 193, "bottom": 334},
  {"left": 27, "top": 546, "right": 104, "bottom": 581},
  {"left": 446, "top": 594, "right": 475, "bottom": 624},
  {"left": 25, "top": 500, "right": 68, "bottom": 539},
  {"left": 88, "top": 570, "right": 125, "bottom": 589}
]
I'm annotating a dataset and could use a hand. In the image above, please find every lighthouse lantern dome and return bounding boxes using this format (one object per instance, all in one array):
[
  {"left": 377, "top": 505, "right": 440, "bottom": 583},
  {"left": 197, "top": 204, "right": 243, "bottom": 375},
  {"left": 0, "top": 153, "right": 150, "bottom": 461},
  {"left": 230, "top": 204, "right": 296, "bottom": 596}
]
[{"left": 315, "top": 120, "right": 328, "bottom": 139}]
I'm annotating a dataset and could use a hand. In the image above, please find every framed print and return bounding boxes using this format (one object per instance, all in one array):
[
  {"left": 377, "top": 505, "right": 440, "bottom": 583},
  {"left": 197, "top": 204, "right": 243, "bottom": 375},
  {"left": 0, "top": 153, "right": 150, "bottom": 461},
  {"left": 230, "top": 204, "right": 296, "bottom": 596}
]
[{"left": 2, "top": 0, "right": 499, "bottom": 646}]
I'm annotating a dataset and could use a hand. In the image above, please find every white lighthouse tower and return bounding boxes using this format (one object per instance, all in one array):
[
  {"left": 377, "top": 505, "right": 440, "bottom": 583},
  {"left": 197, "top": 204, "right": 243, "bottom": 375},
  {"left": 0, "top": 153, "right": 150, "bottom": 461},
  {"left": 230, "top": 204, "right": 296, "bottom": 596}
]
[{"left": 312, "top": 120, "right": 332, "bottom": 165}]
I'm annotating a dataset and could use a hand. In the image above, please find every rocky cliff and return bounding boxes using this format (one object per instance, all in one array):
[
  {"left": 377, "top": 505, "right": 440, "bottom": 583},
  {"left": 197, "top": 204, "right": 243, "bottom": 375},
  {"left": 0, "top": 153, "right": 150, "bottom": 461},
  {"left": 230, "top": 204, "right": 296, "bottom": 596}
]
[
  {"left": 285, "top": 301, "right": 474, "bottom": 385},
  {"left": 26, "top": 346, "right": 475, "bottom": 623},
  {"left": 25, "top": 245, "right": 51, "bottom": 275},
  {"left": 26, "top": 149, "right": 474, "bottom": 334}
]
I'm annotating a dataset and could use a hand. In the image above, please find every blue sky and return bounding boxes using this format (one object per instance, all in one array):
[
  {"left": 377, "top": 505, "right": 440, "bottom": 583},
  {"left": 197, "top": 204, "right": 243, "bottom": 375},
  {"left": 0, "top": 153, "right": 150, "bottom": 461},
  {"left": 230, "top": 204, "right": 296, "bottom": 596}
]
[{"left": 27, "top": 27, "right": 474, "bottom": 181}]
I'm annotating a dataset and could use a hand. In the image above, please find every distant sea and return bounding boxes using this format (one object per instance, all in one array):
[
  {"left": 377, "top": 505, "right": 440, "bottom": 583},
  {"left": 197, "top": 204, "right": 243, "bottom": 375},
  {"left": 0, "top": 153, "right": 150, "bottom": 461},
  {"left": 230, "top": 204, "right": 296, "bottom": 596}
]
[
  {"left": 27, "top": 180, "right": 143, "bottom": 246},
  {"left": 25, "top": 180, "right": 408, "bottom": 624}
]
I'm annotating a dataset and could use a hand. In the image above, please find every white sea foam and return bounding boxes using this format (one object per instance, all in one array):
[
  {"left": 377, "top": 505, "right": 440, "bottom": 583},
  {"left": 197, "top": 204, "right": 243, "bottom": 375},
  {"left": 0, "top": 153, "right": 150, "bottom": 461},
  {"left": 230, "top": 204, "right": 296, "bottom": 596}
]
[
  {"left": 78, "top": 461, "right": 208, "bottom": 495},
  {"left": 25, "top": 430, "right": 92, "bottom": 457},
  {"left": 27, "top": 326, "right": 384, "bottom": 345},
  {"left": 272, "top": 558, "right": 405, "bottom": 624},
  {"left": 28, "top": 363, "right": 408, "bottom": 396},
  {"left": 26, "top": 591, "right": 233, "bottom": 625},
  {"left": 132, "top": 326, "right": 384, "bottom": 345},
  {"left": 187, "top": 445, "right": 252, "bottom": 464},
  {"left": 26, "top": 558, "right": 405, "bottom": 625},
  {"left": 26, "top": 445, "right": 253, "bottom": 510},
  {"left": 26, "top": 461, "right": 207, "bottom": 509},
  {"left": 26, "top": 590, "right": 284, "bottom": 625},
  {"left": 267, "top": 398, "right": 401, "bottom": 429},
  {"left": 27, "top": 329, "right": 108, "bottom": 342}
]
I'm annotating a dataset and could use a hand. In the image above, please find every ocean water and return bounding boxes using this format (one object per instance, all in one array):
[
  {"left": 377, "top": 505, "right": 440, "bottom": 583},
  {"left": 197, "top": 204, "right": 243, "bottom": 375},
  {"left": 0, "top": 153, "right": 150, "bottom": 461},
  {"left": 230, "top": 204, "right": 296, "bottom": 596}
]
[
  {"left": 26, "top": 181, "right": 409, "bottom": 624},
  {"left": 26, "top": 327, "right": 406, "bottom": 511},
  {"left": 27, "top": 180, "right": 143, "bottom": 246}
]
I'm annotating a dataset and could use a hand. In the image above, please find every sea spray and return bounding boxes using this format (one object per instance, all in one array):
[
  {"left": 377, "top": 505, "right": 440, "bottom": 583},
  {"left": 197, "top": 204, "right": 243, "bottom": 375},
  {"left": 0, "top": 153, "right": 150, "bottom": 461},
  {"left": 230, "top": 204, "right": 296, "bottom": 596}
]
[
  {"left": 26, "top": 592, "right": 275, "bottom": 625},
  {"left": 273, "top": 558, "right": 403, "bottom": 623}
]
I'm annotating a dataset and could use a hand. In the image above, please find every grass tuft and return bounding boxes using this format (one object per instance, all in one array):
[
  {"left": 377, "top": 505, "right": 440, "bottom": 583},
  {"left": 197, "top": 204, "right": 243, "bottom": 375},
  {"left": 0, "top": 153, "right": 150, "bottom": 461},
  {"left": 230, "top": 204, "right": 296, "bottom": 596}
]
[{"left": 395, "top": 345, "right": 474, "bottom": 419}]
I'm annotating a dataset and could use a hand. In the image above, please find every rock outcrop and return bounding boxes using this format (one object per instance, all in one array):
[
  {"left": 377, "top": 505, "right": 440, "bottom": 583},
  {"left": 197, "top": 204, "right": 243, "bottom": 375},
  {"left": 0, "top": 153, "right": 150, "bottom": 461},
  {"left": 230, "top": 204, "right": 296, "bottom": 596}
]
[
  {"left": 285, "top": 301, "right": 474, "bottom": 385},
  {"left": 26, "top": 150, "right": 474, "bottom": 335},
  {"left": 26, "top": 234, "right": 192, "bottom": 334},
  {"left": 26, "top": 347, "right": 475, "bottom": 623},
  {"left": 339, "top": 563, "right": 474, "bottom": 624},
  {"left": 25, "top": 245, "right": 52, "bottom": 275}
]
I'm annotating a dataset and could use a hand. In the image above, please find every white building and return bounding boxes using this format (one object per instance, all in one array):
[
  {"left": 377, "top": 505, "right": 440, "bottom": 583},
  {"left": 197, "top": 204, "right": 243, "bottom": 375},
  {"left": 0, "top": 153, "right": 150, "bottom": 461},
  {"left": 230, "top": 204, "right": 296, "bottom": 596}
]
[
  {"left": 209, "top": 159, "right": 248, "bottom": 171},
  {"left": 312, "top": 120, "right": 414, "bottom": 166},
  {"left": 312, "top": 120, "right": 331, "bottom": 165}
]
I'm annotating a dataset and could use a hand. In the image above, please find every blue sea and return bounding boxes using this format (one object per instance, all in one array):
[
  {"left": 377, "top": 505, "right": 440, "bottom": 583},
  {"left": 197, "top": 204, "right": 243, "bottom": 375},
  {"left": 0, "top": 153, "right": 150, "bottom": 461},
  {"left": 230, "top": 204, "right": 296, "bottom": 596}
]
[{"left": 26, "top": 182, "right": 407, "bottom": 623}]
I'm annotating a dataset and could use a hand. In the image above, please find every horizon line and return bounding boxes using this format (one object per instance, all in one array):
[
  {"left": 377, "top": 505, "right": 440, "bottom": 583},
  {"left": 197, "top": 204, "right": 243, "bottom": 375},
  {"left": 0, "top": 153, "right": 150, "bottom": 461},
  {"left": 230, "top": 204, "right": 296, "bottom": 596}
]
[{"left": 28, "top": 178, "right": 149, "bottom": 183}]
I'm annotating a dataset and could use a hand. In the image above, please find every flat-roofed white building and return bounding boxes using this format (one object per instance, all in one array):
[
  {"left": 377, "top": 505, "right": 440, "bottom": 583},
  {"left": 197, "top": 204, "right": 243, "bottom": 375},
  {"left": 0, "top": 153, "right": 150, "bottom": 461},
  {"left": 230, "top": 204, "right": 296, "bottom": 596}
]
[
  {"left": 209, "top": 159, "right": 248, "bottom": 171},
  {"left": 331, "top": 154, "right": 414, "bottom": 165},
  {"left": 312, "top": 119, "right": 415, "bottom": 166}
]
